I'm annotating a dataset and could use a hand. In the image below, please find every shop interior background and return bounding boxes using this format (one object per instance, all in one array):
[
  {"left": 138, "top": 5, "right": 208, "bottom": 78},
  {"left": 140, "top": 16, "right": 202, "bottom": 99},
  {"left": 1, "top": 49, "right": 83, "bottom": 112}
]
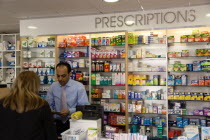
[{"left": 0, "top": 0, "right": 210, "bottom": 33}]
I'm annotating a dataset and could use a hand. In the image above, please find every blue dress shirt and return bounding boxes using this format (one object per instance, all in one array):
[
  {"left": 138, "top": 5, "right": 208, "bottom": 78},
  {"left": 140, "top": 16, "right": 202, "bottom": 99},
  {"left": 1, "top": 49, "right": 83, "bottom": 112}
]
[{"left": 46, "top": 79, "right": 90, "bottom": 120}]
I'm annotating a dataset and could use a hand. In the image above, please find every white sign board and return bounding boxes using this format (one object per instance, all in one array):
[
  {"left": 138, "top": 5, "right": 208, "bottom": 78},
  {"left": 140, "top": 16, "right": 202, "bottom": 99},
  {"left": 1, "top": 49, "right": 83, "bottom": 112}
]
[{"left": 20, "top": 5, "right": 210, "bottom": 36}]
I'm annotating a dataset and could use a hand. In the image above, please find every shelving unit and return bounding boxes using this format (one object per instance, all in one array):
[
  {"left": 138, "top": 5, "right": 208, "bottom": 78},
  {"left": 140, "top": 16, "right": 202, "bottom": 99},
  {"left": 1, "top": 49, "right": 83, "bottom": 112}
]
[
  {"left": 89, "top": 32, "right": 128, "bottom": 132},
  {"left": 167, "top": 27, "right": 210, "bottom": 138},
  {"left": 0, "top": 34, "right": 20, "bottom": 87},
  {"left": 19, "top": 26, "right": 210, "bottom": 138},
  {"left": 20, "top": 36, "right": 56, "bottom": 98},
  {"left": 126, "top": 29, "right": 168, "bottom": 138},
  {"left": 56, "top": 35, "right": 90, "bottom": 97}
]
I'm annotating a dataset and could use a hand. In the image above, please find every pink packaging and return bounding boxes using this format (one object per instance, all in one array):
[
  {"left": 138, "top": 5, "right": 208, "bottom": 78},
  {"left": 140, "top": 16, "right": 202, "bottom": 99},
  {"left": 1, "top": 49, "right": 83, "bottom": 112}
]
[
  {"left": 99, "top": 50, "right": 103, "bottom": 59},
  {"left": 106, "top": 50, "right": 110, "bottom": 59},
  {"left": 204, "top": 108, "right": 210, "bottom": 116},
  {"left": 193, "top": 110, "right": 204, "bottom": 115},
  {"left": 102, "top": 50, "right": 107, "bottom": 59},
  {"left": 110, "top": 50, "right": 114, "bottom": 59},
  {"left": 95, "top": 50, "right": 99, "bottom": 59},
  {"left": 23, "top": 62, "right": 29, "bottom": 68},
  {"left": 91, "top": 48, "right": 96, "bottom": 59}
]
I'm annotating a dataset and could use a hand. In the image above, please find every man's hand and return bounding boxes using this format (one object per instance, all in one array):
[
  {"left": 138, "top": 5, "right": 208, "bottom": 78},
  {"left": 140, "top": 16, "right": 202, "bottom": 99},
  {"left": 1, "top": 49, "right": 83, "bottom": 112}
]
[{"left": 60, "top": 109, "right": 70, "bottom": 118}]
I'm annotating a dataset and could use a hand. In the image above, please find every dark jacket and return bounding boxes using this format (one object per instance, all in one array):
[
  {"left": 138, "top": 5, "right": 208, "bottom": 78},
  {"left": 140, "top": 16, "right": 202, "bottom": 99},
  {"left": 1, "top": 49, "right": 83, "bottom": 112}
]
[{"left": 0, "top": 100, "right": 57, "bottom": 140}]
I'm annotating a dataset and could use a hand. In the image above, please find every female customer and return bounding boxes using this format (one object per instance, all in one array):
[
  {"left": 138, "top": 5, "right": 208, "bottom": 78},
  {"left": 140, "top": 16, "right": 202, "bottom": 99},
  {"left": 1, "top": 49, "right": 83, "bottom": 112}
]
[{"left": 0, "top": 71, "right": 57, "bottom": 140}]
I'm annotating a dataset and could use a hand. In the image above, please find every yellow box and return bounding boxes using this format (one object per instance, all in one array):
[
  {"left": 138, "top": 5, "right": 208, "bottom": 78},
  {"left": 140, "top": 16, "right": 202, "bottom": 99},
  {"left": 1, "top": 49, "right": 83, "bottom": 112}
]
[
  {"left": 174, "top": 92, "right": 180, "bottom": 100},
  {"left": 184, "top": 94, "right": 191, "bottom": 100},
  {"left": 139, "top": 74, "right": 148, "bottom": 80},
  {"left": 179, "top": 92, "right": 185, "bottom": 100},
  {"left": 191, "top": 96, "right": 197, "bottom": 100},
  {"left": 140, "top": 80, "right": 146, "bottom": 85},
  {"left": 168, "top": 93, "right": 174, "bottom": 99},
  {"left": 133, "top": 75, "right": 140, "bottom": 85},
  {"left": 128, "top": 74, "right": 133, "bottom": 85},
  {"left": 197, "top": 96, "right": 203, "bottom": 100}
]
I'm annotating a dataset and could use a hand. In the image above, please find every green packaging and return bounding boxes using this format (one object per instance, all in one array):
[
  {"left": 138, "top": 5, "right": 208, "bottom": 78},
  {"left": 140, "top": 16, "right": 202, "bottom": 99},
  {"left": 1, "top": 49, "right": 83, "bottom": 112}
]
[
  {"left": 91, "top": 73, "right": 96, "bottom": 85},
  {"left": 128, "top": 33, "right": 134, "bottom": 44}
]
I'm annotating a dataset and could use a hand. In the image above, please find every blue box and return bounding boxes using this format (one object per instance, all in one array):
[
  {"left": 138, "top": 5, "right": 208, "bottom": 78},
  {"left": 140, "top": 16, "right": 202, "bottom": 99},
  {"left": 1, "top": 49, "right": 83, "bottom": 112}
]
[{"left": 8, "top": 61, "right": 15, "bottom": 66}]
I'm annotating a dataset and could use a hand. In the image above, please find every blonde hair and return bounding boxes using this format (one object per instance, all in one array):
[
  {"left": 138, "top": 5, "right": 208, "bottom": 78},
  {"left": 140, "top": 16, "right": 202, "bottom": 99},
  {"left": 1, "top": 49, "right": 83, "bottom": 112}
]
[{"left": 3, "top": 71, "right": 45, "bottom": 113}]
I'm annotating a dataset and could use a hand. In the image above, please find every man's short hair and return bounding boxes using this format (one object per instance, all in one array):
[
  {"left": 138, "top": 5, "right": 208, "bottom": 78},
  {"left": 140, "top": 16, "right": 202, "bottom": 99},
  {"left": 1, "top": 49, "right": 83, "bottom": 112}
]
[{"left": 56, "top": 62, "right": 71, "bottom": 73}]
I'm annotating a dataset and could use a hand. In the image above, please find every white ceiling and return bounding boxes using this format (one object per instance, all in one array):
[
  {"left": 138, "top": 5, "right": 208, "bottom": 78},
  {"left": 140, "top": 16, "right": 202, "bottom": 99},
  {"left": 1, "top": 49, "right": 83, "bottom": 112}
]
[{"left": 0, "top": 0, "right": 210, "bottom": 33}]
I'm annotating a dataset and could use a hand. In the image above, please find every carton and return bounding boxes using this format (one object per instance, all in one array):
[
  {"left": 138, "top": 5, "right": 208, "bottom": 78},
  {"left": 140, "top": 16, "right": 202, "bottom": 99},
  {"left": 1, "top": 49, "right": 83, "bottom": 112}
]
[
  {"left": 201, "top": 33, "right": 210, "bottom": 41},
  {"left": 181, "top": 50, "right": 189, "bottom": 57},
  {"left": 133, "top": 75, "right": 140, "bottom": 85},
  {"left": 194, "top": 34, "right": 201, "bottom": 42},
  {"left": 188, "top": 35, "right": 195, "bottom": 42},
  {"left": 180, "top": 64, "right": 187, "bottom": 71},
  {"left": 180, "top": 35, "right": 188, "bottom": 42},
  {"left": 185, "top": 92, "right": 191, "bottom": 100},
  {"left": 128, "top": 74, "right": 133, "bottom": 85},
  {"left": 174, "top": 64, "right": 181, "bottom": 71},
  {"left": 168, "top": 36, "right": 175, "bottom": 43},
  {"left": 199, "top": 76, "right": 205, "bottom": 85},
  {"left": 168, "top": 64, "right": 174, "bottom": 71},
  {"left": 168, "top": 92, "right": 174, "bottom": 99},
  {"left": 196, "top": 93, "right": 204, "bottom": 100}
]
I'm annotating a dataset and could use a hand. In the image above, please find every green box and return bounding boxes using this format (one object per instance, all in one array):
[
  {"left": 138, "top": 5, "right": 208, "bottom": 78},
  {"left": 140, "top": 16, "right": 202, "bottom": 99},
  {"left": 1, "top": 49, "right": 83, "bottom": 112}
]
[
  {"left": 180, "top": 64, "right": 187, "bottom": 71},
  {"left": 174, "top": 64, "right": 181, "bottom": 71},
  {"left": 91, "top": 74, "right": 96, "bottom": 85}
]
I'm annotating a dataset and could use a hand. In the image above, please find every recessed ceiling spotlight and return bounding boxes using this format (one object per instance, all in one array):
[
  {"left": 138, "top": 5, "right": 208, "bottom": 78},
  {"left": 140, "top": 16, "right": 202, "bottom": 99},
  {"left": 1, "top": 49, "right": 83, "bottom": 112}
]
[
  {"left": 126, "top": 20, "right": 135, "bottom": 25},
  {"left": 206, "top": 14, "right": 210, "bottom": 17},
  {"left": 27, "top": 26, "right": 38, "bottom": 29},
  {"left": 103, "top": 0, "right": 119, "bottom": 3}
]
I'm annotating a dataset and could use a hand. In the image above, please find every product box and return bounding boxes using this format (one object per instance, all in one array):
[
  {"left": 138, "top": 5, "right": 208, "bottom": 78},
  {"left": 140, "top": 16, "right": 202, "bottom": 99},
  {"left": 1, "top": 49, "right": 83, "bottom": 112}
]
[
  {"left": 187, "top": 64, "right": 193, "bottom": 71},
  {"left": 204, "top": 76, "right": 210, "bottom": 86},
  {"left": 185, "top": 92, "right": 191, "bottom": 100},
  {"left": 168, "top": 36, "right": 175, "bottom": 43},
  {"left": 153, "top": 75, "right": 160, "bottom": 85},
  {"left": 168, "top": 86, "right": 174, "bottom": 93},
  {"left": 174, "top": 64, "right": 181, "bottom": 71},
  {"left": 193, "top": 61, "right": 201, "bottom": 71},
  {"left": 120, "top": 73, "right": 125, "bottom": 85},
  {"left": 168, "top": 64, "right": 174, "bottom": 72},
  {"left": 194, "top": 34, "right": 202, "bottom": 42},
  {"left": 168, "top": 75, "right": 175, "bottom": 86},
  {"left": 22, "top": 41, "right": 28, "bottom": 48},
  {"left": 197, "top": 93, "right": 204, "bottom": 101},
  {"left": 179, "top": 92, "right": 185, "bottom": 100},
  {"left": 173, "top": 92, "right": 180, "bottom": 100},
  {"left": 180, "top": 64, "right": 187, "bottom": 71},
  {"left": 91, "top": 74, "right": 96, "bottom": 85},
  {"left": 196, "top": 49, "right": 205, "bottom": 56},
  {"left": 193, "top": 110, "right": 204, "bottom": 116},
  {"left": 175, "top": 75, "right": 182, "bottom": 86},
  {"left": 182, "top": 50, "right": 189, "bottom": 57},
  {"left": 128, "top": 74, "right": 133, "bottom": 85},
  {"left": 204, "top": 93, "right": 210, "bottom": 101},
  {"left": 201, "top": 33, "right": 210, "bottom": 42},
  {"left": 180, "top": 35, "right": 188, "bottom": 42},
  {"left": 176, "top": 52, "right": 182, "bottom": 57},
  {"left": 188, "top": 35, "right": 195, "bottom": 42},
  {"left": 191, "top": 80, "right": 199, "bottom": 86},
  {"left": 181, "top": 75, "right": 188, "bottom": 85},
  {"left": 133, "top": 75, "right": 140, "bottom": 85},
  {"left": 191, "top": 93, "right": 198, "bottom": 100},
  {"left": 199, "top": 76, "right": 205, "bottom": 86},
  {"left": 203, "top": 108, "right": 210, "bottom": 116}
]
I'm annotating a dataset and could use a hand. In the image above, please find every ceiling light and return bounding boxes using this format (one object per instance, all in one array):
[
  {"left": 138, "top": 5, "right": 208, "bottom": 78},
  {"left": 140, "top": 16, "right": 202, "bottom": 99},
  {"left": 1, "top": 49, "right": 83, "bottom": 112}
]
[
  {"left": 126, "top": 20, "right": 135, "bottom": 25},
  {"left": 103, "top": 0, "right": 119, "bottom": 3},
  {"left": 27, "top": 26, "right": 38, "bottom": 29},
  {"left": 206, "top": 14, "right": 210, "bottom": 17}
]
